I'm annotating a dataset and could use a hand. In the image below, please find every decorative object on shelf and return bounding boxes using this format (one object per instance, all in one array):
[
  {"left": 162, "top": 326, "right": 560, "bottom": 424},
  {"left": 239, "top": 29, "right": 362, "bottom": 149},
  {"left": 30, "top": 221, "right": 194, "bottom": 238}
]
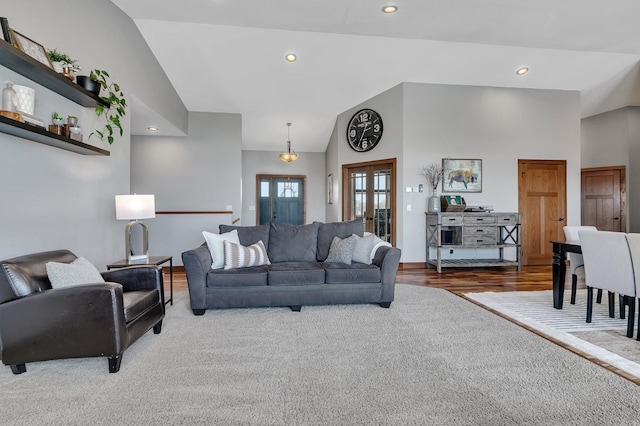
[
  {"left": 0, "top": 110, "right": 23, "bottom": 122},
  {"left": 76, "top": 75, "right": 100, "bottom": 95},
  {"left": 51, "top": 112, "right": 64, "bottom": 126},
  {"left": 46, "top": 48, "right": 78, "bottom": 74},
  {"left": 12, "top": 84, "right": 35, "bottom": 116},
  {"left": 89, "top": 69, "right": 127, "bottom": 145},
  {"left": 347, "top": 108, "right": 383, "bottom": 152},
  {"left": 442, "top": 158, "right": 482, "bottom": 193},
  {"left": 2, "top": 81, "right": 17, "bottom": 112},
  {"left": 67, "top": 115, "right": 78, "bottom": 127},
  {"left": 10, "top": 30, "right": 53, "bottom": 69},
  {"left": 115, "top": 194, "right": 156, "bottom": 263},
  {"left": 327, "top": 173, "right": 334, "bottom": 204},
  {"left": 279, "top": 122, "right": 298, "bottom": 162},
  {"left": 0, "top": 17, "right": 13, "bottom": 45},
  {"left": 419, "top": 162, "right": 444, "bottom": 212}
]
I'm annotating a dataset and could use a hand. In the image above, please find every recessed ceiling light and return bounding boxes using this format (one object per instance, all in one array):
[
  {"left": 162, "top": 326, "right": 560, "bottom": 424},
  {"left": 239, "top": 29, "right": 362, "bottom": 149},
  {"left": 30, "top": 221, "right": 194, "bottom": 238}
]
[
  {"left": 516, "top": 67, "right": 529, "bottom": 76},
  {"left": 147, "top": 126, "right": 159, "bottom": 132},
  {"left": 285, "top": 53, "right": 297, "bottom": 62},
  {"left": 382, "top": 5, "right": 398, "bottom": 13}
]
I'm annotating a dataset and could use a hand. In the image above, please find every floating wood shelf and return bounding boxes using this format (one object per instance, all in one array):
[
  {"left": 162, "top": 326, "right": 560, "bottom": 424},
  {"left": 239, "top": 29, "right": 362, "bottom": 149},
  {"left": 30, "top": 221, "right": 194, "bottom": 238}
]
[
  {"left": 0, "top": 40, "right": 109, "bottom": 108},
  {"left": 0, "top": 116, "right": 109, "bottom": 156}
]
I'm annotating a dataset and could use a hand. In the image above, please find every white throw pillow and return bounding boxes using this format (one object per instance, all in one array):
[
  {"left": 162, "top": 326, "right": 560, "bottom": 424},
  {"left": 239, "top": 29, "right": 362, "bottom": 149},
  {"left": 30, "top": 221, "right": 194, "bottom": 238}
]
[
  {"left": 352, "top": 233, "right": 376, "bottom": 264},
  {"left": 223, "top": 240, "right": 270, "bottom": 269},
  {"left": 46, "top": 257, "right": 105, "bottom": 289},
  {"left": 364, "top": 232, "right": 392, "bottom": 263},
  {"left": 203, "top": 230, "right": 240, "bottom": 269}
]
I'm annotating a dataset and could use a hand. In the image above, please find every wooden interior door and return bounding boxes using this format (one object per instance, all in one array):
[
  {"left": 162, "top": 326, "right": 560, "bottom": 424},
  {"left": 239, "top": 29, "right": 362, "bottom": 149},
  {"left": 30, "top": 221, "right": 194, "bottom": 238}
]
[
  {"left": 581, "top": 166, "right": 625, "bottom": 232},
  {"left": 342, "top": 159, "right": 396, "bottom": 245},
  {"left": 518, "top": 160, "right": 567, "bottom": 265}
]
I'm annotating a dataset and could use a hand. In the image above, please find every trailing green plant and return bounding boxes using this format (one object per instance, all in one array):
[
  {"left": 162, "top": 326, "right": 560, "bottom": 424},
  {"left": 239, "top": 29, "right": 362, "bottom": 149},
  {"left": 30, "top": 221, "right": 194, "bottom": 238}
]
[
  {"left": 47, "top": 48, "right": 77, "bottom": 66},
  {"left": 89, "top": 69, "right": 127, "bottom": 145}
]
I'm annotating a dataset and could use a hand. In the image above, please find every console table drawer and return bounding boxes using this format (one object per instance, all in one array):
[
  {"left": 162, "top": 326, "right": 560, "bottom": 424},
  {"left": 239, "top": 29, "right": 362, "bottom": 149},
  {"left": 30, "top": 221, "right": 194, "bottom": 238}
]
[
  {"left": 463, "top": 226, "right": 497, "bottom": 238},
  {"left": 463, "top": 235, "right": 498, "bottom": 246},
  {"left": 463, "top": 215, "right": 496, "bottom": 225},
  {"left": 495, "top": 214, "right": 519, "bottom": 225},
  {"left": 438, "top": 215, "right": 463, "bottom": 225}
]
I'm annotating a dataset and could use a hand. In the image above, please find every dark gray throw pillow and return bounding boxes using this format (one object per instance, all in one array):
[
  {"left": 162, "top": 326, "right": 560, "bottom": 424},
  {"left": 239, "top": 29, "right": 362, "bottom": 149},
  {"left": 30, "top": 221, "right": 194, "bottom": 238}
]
[
  {"left": 219, "top": 223, "right": 270, "bottom": 249},
  {"left": 316, "top": 219, "right": 364, "bottom": 261},
  {"left": 268, "top": 222, "right": 319, "bottom": 262}
]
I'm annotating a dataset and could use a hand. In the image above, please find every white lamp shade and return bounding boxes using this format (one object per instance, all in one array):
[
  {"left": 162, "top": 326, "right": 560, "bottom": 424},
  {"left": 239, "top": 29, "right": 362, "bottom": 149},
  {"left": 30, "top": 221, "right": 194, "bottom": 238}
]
[{"left": 115, "top": 194, "right": 156, "bottom": 220}]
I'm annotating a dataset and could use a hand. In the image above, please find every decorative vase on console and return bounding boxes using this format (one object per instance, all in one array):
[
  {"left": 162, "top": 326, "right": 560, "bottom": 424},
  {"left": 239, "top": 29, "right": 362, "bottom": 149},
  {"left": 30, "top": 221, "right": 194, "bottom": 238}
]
[{"left": 420, "top": 162, "right": 444, "bottom": 212}]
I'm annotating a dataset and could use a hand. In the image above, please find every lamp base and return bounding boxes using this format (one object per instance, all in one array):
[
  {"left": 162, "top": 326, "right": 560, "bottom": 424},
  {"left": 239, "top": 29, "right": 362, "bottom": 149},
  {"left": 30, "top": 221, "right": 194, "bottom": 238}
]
[{"left": 125, "top": 220, "right": 149, "bottom": 263}]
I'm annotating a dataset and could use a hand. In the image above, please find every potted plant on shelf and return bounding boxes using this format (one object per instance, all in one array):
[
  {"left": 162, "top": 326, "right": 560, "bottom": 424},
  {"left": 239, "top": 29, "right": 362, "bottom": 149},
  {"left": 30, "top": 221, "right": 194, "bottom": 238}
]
[
  {"left": 88, "top": 69, "right": 127, "bottom": 145},
  {"left": 51, "top": 112, "right": 64, "bottom": 125},
  {"left": 47, "top": 48, "right": 79, "bottom": 78}
]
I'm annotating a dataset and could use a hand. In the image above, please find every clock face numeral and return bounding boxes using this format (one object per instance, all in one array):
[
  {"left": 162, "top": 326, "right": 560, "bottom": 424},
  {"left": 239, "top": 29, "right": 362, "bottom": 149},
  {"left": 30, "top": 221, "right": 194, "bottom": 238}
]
[{"left": 347, "top": 109, "right": 383, "bottom": 152}]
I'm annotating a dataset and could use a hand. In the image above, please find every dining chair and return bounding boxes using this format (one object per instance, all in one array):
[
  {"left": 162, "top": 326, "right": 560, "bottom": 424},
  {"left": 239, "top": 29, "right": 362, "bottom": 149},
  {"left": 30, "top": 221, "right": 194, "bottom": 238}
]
[
  {"left": 578, "top": 230, "right": 635, "bottom": 338},
  {"left": 624, "top": 233, "right": 640, "bottom": 340},
  {"left": 563, "top": 226, "right": 598, "bottom": 304}
]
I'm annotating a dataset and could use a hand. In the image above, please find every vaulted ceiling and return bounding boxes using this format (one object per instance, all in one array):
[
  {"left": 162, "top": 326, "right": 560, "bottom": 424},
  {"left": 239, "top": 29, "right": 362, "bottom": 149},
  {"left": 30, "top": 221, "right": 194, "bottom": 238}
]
[{"left": 112, "top": 0, "right": 640, "bottom": 152}]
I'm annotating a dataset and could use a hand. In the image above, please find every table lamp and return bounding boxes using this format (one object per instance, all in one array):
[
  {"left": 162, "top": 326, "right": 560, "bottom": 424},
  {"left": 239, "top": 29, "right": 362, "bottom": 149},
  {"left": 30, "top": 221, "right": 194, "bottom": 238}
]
[{"left": 115, "top": 194, "right": 155, "bottom": 262}]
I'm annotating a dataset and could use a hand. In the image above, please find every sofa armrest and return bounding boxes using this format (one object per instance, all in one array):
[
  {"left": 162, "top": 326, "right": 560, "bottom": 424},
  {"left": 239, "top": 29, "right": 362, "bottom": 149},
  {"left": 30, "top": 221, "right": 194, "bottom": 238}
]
[
  {"left": 101, "top": 266, "right": 163, "bottom": 293},
  {"left": 372, "top": 246, "right": 401, "bottom": 303},
  {"left": 0, "top": 283, "right": 128, "bottom": 365},
  {"left": 182, "top": 244, "right": 212, "bottom": 311}
]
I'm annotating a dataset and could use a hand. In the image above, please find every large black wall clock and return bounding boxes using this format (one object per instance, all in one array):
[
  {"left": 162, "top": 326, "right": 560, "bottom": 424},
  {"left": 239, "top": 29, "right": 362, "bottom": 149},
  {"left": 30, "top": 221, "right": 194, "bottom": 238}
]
[{"left": 347, "top": 109, "right": 383, "bottom": 152}]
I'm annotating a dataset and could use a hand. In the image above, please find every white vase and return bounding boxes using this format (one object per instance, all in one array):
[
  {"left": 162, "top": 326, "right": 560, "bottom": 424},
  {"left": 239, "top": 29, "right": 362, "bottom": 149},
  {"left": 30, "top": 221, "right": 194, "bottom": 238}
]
[{"left": 428, "top": 193, "right": 441, "bottom": 212}]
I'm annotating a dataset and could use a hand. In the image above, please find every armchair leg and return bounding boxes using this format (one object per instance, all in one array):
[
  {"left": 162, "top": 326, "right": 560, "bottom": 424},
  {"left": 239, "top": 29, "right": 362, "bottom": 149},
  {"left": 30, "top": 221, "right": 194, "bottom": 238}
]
[
  {"left": 153, "top": 320, "right": 163, "bottom": 334},
  {"left": 586, "top": 286, "right": 593, "bottom": 323},
  {"left": 10, "top": 364, "right": 26, "bottom": 375},
  {"left": 108, "top": 355, "right": 122, "bottom": 373}
]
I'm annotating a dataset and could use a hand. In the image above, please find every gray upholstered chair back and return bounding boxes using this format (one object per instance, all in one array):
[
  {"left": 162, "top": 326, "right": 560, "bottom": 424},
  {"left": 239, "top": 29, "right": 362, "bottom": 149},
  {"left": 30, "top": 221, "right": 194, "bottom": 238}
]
[{"left": 0, "top": 250, "right": 77, "bottom": 303}]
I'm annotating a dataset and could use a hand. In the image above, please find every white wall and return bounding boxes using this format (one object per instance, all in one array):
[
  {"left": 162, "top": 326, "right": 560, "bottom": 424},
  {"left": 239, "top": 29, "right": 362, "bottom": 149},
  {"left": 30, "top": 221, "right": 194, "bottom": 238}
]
[
  {"left": 241, "top": 151, "right": 326, "bottom": 226},
  {"left": 131, "top": 112, "right": 242, "bottom": 264},
  {"left": 0, "top": 0, "right": 184, "bottom": 268},
  {"left": 328, "top": 82, "right": 581, "bottom": 263}
]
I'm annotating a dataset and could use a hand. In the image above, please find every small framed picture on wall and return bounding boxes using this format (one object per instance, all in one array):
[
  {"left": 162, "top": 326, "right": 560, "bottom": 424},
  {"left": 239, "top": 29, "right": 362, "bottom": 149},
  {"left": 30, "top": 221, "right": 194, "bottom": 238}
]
[{"left": 442, "top": 159, "right": 482, "bottom": 193}]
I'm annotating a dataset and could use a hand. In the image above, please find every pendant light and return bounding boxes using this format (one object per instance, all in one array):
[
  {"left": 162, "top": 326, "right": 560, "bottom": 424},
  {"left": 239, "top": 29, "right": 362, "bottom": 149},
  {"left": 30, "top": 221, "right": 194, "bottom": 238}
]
[{"left": 279, "top": 122, "right": 299, "bottom": 163}]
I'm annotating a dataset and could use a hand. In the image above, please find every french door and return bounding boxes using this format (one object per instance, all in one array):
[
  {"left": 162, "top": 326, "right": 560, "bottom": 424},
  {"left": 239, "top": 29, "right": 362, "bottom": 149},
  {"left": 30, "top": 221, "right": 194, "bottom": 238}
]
[
  {"left": 342, "top": 159, "right": 396, "bottom": 245},
  {"left": 257, "top": 175, "right": 305, "bottom": 225}
]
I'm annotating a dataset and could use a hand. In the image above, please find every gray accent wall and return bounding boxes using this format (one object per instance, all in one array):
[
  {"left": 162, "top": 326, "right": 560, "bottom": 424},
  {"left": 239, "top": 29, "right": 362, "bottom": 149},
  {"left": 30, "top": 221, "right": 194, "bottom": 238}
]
[
  {"left": 581, "top": 106, "right": 640, "bottom": 231},
  {"left": 131, "top": 112, "right": 242, "bottom": 265},
  {"left": 0, "top": 0, "right": 185, "bottom": 268}
]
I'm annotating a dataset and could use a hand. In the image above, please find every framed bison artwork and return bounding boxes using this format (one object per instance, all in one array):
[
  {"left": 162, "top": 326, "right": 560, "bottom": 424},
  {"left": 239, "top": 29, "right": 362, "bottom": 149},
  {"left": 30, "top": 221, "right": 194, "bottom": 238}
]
[{"left": 442, "top": 159, "right": 482, "bottom": 193}]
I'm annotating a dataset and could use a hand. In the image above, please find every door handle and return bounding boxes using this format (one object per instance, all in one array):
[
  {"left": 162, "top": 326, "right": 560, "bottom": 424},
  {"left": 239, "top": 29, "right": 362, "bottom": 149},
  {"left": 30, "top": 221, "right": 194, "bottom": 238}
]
[
  {"left": 614, "top": 217, "right": 620, "bottom": 220},
  {"left": 558, "top": 218, "right": 565, "bottom": 222}
]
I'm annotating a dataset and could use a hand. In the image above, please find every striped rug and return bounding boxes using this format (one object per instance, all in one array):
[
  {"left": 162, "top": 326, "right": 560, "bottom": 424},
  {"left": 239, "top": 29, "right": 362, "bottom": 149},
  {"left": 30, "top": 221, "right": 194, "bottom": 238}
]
[{"left": 464, "top": 289, "right": 640, "bottom": 381}]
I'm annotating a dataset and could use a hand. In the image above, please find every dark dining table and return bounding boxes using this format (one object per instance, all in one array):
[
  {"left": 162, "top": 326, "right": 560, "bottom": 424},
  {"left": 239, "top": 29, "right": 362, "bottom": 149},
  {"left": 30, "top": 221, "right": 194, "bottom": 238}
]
[{"left": 551, "top": 241, "right": 582, "bottom": 309}]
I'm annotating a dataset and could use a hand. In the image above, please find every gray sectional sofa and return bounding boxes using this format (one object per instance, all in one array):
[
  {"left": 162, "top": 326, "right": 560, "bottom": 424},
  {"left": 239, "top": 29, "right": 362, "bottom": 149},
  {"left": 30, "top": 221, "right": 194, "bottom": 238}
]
[{"left": 182, "top": 220, "right": 401, "bottom": 314}]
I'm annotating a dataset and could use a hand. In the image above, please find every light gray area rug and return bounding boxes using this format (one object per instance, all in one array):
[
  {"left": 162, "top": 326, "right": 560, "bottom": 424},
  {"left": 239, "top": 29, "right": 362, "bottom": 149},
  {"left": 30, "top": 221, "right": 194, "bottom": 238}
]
[
  {"left": 2, "top": 285, "right": 640, "bottom": 425},
  {"left": 465, "top": 289, "right": 640, "bottom": 381}
]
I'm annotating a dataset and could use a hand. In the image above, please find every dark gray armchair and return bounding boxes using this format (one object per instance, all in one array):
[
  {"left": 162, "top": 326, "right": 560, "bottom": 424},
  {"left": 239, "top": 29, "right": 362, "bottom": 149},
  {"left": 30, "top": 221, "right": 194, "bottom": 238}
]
[{"left": 0, "top": 250, "right": 165, "bottom": 374}]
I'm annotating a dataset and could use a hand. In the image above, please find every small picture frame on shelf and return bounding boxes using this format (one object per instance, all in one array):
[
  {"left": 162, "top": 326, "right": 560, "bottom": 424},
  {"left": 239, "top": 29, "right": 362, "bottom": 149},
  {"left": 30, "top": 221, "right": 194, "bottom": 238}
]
[{"left": 11, "top": 30, "right": 53, "bottom": 69}]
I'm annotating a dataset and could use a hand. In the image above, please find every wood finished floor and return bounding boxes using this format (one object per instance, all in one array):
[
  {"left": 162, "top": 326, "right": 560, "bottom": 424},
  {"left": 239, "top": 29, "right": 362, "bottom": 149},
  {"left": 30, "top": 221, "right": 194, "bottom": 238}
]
[{"left": 166, "top": 264, "right": 554, "bottom": 293}]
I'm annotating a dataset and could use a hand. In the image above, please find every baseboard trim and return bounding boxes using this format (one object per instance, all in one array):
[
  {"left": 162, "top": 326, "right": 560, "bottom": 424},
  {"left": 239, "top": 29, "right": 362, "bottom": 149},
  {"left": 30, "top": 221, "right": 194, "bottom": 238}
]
[
  {"left": 399, "top": 262, "right": 426, "bottom": 270},
  {"left": 164, "top": 265, "right": 185, "bottom": 273}
]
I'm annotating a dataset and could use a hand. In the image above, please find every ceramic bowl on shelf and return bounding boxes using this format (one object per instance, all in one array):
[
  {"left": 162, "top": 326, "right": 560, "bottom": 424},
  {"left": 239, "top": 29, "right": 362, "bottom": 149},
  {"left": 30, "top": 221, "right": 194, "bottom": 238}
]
[
  {"left": 70, "top": 125, "right": 81, "bottom": 134},
  {"left": 76, "top": 76, "right": 100, "bottom": 96}
]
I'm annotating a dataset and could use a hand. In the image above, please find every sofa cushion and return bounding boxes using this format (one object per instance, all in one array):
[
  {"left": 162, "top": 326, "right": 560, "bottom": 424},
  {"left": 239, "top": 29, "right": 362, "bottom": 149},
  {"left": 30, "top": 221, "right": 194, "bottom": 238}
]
[
  {"left": 219, "top": 223, "right": 270, "bottom": 249},
  {"left": 316, "top": 219, "right": 364, "bottom": 261},
  {"left": 207, "top": 266, "right": 269, "bottom": 287},
  {"left": 325, "top": 235, "right": 356, "bottom": 264},
  {"left": 268, "top": 222, "right": 319, "bottom": 263},
  {"left": 268, "top": 262, "right": 325, "bottom": 286},
  {"left": 122, "top": 290, "right": 159, "bottom": 323},
  {"left": 323, "top": 262, "right": 381, "bottom": 284},
  {"left": 223, "top": 240, "right": 270, "bottom": 269},
  {"left": 46, "top": 257, "right": 105, "bottom": 289},
  {"left": 203, "top": 229, "right": 240, "bottom": 269}
]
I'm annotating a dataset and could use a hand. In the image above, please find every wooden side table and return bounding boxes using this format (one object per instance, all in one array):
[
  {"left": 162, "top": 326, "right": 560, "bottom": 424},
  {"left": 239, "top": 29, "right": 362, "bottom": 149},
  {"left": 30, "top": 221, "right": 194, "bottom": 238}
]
[{"left": 106, "top": 255, "right": 173, "bottom": 306}]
